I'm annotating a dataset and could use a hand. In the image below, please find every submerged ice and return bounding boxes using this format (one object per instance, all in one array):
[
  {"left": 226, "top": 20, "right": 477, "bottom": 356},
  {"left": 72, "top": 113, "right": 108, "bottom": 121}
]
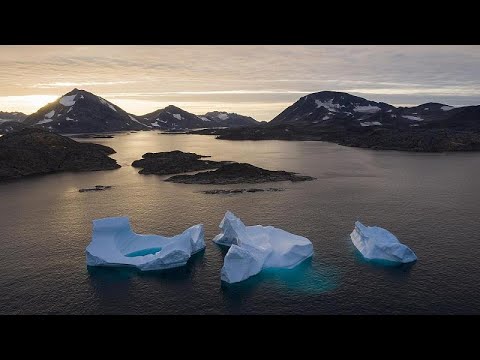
[
  {"left": 86, "top": 217, "right": 205, "bottom": 271},
  {"left": 350, "top": 221, "right": 417, "bottom": 264},
  {"left": 214, "top": 211, "right": 313, "bottom": 283}
]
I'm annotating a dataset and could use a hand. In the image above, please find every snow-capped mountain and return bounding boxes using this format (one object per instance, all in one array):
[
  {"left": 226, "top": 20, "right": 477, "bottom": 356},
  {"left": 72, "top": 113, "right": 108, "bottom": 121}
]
[
  {"left": 22, "top": 89, "right": 149, "bottom": 133},
  {"left": 140, "top": 106, "right": 259, "bottom": 130},
  {"left": 269, "top": 91, "right": 480, "bottom": 130},
  {"left": 140, "top": 105, "right": 208, "bottom": 130},
  {"left": 270, "top": 91, "right": 395, "bottom": 128},
  {"left": 199, "top": 111, "right": 259, "bottom": 128}
]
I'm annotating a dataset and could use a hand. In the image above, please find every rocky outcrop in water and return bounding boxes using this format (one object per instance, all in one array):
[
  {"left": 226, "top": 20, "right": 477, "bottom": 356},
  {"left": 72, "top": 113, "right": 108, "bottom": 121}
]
[
  {"left": 131, "top": 150, "right": 232, "bottom": 175},
  {"left": 165, "top": 163, "right": 315, "bottom": 184},
  {"left": 201, "top": 188, "right": 285, "bottom": 194}
]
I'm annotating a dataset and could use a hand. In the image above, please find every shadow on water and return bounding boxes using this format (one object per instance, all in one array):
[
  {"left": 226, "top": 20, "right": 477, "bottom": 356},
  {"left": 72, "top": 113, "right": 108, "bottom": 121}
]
[
  {"left": 351, "top": 244, "right": 416, "bottom": 279},
  {"left": 221, "top": 256, "right": 340, "bottom": 308},
  {"left": 87, "top": 249, "right": 206, "bottom": 295}
]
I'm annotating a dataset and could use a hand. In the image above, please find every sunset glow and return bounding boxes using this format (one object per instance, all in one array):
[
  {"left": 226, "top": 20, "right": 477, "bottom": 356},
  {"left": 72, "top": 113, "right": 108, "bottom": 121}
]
[{"left": 1, "top": 45, "right": 479, "bottom": 120}]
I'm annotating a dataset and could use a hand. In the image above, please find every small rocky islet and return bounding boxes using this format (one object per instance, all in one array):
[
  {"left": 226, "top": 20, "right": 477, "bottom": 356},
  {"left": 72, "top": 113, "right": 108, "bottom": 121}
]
[
  {"left": 0, "top": 128, "right": 120, "bottom": 181},
  {"left": 132, "top": 150, "right": 315, "bottom": 184},
  {"left": 79, "top": 185, "right": 113, "bottom": 193},
  {"left": 166, "top": 163, "right": 315, "bottom": 184},
  {"left": 201, "top": 188, "right": 285, "bottom": 195},
  {"left": 131, "top": 150, "right": 231, "bottom": 175}
]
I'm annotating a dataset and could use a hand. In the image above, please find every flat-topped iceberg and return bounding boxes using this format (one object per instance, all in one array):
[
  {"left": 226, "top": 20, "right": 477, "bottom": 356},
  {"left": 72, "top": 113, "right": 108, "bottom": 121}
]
[
  {"left": 213, "top": 211, "right": 313, "bottom": 283},
  {"left": 86, "top": 217, "right": 205, "bottom": 271},
  {"left": 350, "top": 221, "right": 417, "bottom": 264}
]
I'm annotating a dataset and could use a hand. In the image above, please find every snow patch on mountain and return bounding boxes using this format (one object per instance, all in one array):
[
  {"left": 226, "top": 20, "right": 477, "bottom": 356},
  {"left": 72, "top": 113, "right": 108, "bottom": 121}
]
[
  {"left": 98, "top": 97, "right": 117, "bottom": 112},
  {"left": 403, "top": 115, "right": 423, "bottom": 121},
  {"left": 217, "top": 113, "right": 229, "bottom": 120},
  {"left": 441, "top": 105, "right": 454, "bottom": 111},
  {"left": 128, "top": 114, "right": 147, "bottom": 127},
  {"left": 173, "top": 114, "right": 183, "bottom": 121},
  {"left": 354, "top": 105, "right": 381, "bottom": 113},
  {"left": 37, "top": 118, "right": 53, "bottom": 125},
  {"left": 360, "top": 121, "right": 382, "bottom": 126},
  {"left": 59, "top": 95, "right": 76, "bottom": 107},
  {"left": 45, "top": 110, "right": 55, "bottom": 118},
  {"left": 315, "top": 99, "right": 341, "bottom": 112}
]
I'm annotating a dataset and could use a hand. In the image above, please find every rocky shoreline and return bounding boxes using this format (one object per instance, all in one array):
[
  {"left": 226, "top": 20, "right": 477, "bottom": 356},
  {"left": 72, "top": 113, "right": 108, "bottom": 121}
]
[
  {"left": 189, "top": 126, "right": 480, "bottom": 152},
  {"left": 0, "top": 128, "right": 120, "bottom": 181}
]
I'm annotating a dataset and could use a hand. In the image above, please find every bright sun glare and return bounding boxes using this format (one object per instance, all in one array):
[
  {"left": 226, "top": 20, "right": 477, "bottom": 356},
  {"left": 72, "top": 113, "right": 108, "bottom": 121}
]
[{"left": 0, "top": 95, "right": 58, "bottom": 114}]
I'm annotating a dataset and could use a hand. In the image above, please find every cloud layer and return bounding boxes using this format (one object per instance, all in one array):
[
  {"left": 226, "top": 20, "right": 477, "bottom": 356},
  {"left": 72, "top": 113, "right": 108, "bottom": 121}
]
[{"left": 0, "top": 45, "right": 479, "bottom": 120}]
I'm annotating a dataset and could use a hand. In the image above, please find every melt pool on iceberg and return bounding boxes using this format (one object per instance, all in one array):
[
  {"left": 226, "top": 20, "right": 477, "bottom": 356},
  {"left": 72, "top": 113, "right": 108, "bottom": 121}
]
[
  {"left": 86, "top": 217, "right": 205, "bottom": 271},
  {"left": 350, "top": 221, "right": 417, "bottom": 264},
  {"left": 213, "top": 211, "right": 314, "bottom": 283}
]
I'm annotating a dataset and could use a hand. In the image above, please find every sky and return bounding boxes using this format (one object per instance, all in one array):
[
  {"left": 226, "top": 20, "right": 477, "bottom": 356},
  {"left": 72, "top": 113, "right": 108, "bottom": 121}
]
[{"left": 0, "top": 45, "right": 479, "bottom": 121}]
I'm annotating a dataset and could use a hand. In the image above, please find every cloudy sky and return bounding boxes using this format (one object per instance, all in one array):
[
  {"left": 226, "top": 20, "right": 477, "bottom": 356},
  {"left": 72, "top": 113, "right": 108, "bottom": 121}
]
[{"left": 1, "top": 45, "right": 479, "bottom": 121}]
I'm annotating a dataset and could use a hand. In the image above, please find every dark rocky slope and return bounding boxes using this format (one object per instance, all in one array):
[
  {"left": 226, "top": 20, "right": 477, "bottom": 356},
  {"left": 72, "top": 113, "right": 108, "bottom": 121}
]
[
  {"left": 22, "top": 88, "right": 148, "bottom": 133},
  {"left": 0, "top": 128, "right": 120, "bottom": 181}
]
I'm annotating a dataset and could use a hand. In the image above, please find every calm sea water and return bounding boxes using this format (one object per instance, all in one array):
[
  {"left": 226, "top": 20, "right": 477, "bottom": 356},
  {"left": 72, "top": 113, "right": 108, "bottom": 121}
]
[{"left": 1, "top": 132, "right": 479, "bottom": 314}]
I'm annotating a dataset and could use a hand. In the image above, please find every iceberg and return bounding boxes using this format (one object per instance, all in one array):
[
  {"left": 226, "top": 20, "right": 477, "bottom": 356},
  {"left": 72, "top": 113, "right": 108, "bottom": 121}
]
[
  {"left": 86, "top": 217, "right": 205, "bottom": 271},
  {"left": 350, "top": 221, "right": 417, "bottom": 264},
  {"left": 213, "top": 211, "right": 314, "bottom": 283}
]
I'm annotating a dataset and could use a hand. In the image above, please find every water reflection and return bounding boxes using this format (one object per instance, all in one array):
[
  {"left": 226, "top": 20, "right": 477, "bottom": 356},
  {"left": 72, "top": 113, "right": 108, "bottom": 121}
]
[
  {"left": 87, "top": 249, "right": 206, "bottom": 297},
  {"left": 221, "top": 257, "right": 339, "bottom": 307},
  {"left": 351, "top": 242, "right": 416, "bottom": 277}
]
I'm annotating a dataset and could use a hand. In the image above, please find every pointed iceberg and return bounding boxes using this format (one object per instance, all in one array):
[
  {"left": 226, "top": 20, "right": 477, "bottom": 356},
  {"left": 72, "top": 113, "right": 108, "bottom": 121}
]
[
  {"left": 350, "top": 221, "right": 417, "bottom": 264},
  {"left": 86, "top": 217, "right": 205, "bottom": 271},
  {"left": 214, "top": 211, "right": 313, "bottom": 283}
]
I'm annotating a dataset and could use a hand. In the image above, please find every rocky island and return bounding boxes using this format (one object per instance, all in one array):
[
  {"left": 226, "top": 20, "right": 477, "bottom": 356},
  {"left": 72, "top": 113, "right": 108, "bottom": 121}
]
[
  {"left": 131, "top": 150, "right": 231, "bottom": 175},
  {"left": 165, "top": 163, "right": 315, "bottom": 184},
  {"left": 132, "top": 151, "right": 314, "bottom": 185},
  {"left": 0, "top": 128, "right": 120, "bottom": 181}
]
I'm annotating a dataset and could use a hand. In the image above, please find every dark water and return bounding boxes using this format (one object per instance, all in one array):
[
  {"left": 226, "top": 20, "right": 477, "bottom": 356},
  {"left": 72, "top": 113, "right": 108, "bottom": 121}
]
[{"left": 1, "top": 132, "right": 479, "bottom": 314}]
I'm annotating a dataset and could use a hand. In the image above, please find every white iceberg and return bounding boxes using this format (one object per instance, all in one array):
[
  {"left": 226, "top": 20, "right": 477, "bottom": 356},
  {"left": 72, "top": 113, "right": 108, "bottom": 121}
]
[
  {"left": 213, "top": 211, "right": 314, "bottom": 283},
  {"left": 86, "top": 217, "right": 205, "bottom": 271},
  {"left": 350, "top": 221, "right": 417, "bottom": 264}
]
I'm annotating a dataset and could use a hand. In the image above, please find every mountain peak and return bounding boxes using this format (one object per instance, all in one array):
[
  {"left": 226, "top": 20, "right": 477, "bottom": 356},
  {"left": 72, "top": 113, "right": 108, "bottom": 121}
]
[
  {"left": 22, "top": 88, "right": 147, "bottom": 133},
  {"left": 164, "top": 105, "right": 182, "bottom": 111}
]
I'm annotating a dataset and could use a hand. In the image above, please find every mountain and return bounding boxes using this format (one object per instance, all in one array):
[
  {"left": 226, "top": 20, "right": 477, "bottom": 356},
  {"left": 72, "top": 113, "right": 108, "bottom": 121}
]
[
  {"left": 140, "top": 106, "right": 260, "bottom": 130},
  {"left": 199, "top": 111, "right": 259, "bottom": 128},
  {"left": 140, "top": 105, "right": 208, "bottom": 130},
  {"left": 0, "top": 128, "right": 120, "bottom": 181},
  {"left": 22, "top": 89, "right": 149, "bottom": 133},
  {"left": 268, "top": 91, "right": 480, "bottom": 131},
  {"left": 0, "top": 111, "right": 28, "bottom": 134},
  {"left": 0, "top": 111, "right": 28, "bottom": 123},
  {"left": 0, "top": 120, "right": 26, "bottom": 134},
  {"left": 197, "top": 90, "right": 480, "bottom": 152},
  {"left": 270, "top": 91, "right": 395, "bottom": 127}
]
